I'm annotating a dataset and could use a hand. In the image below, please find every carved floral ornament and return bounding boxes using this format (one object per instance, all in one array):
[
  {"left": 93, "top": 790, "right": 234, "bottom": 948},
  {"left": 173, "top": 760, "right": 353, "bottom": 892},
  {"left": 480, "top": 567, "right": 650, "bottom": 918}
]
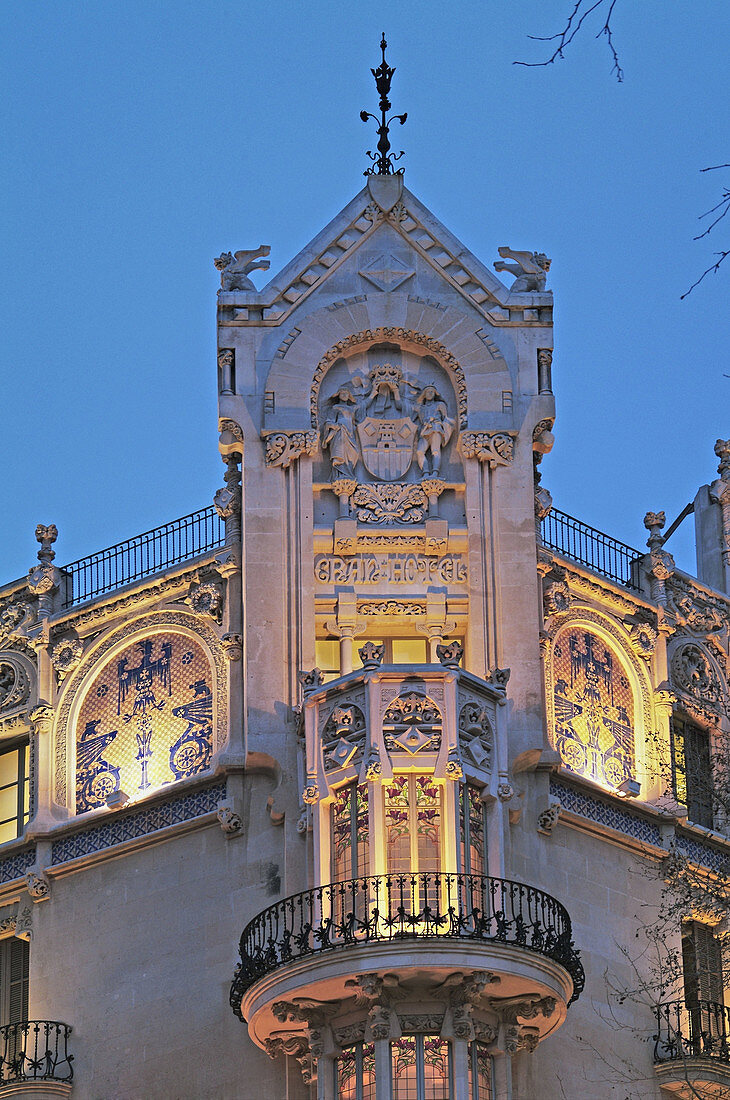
[
  {"left": 0, "top": 657, "right": 31, "bottom": 713},
  {"left": 670, "top": 643, "right": 724, "bottom": 710}
]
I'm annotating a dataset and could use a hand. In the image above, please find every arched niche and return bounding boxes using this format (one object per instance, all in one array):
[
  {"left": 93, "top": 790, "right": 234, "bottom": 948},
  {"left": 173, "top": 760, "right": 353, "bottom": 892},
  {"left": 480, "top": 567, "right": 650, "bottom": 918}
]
[
  {"left": 54, "top": 611, "right": 227, "bottom": 813},
  {"left": 544, "top": 610, "right": 652, "bottom": 794},
  {"left": 261, "top": 296, "right": 513, "bottom": 434}
]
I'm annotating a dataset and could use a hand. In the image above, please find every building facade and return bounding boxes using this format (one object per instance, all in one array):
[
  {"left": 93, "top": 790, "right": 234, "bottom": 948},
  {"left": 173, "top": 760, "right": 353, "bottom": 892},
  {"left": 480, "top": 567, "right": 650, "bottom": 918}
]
[{"left": 1, "top": 166, "right": 729, "bottom": 1100}]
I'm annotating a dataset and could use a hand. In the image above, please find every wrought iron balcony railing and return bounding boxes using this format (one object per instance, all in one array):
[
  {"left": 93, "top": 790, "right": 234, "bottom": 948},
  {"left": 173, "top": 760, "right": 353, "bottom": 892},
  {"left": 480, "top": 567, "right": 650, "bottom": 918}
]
[
  {"left": 0, "top": 1020, "right": 73, "bottom": 1084},
  {"left": 655, "top": 999, "right": 730, "bottom": 1064},
  {"left": 230, "top": 872, "right": 585, "bottom": 1019},
  {"left": 61, "top": 505, "right": 226, "bottom": 608},
  {"left": 541, "top": 508, "right": 643, "bottom": 591}
]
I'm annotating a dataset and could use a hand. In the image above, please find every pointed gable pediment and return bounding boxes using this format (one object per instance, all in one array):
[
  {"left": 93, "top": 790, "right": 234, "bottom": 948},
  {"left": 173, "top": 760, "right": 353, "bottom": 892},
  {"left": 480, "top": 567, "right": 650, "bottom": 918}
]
[{"left": 217, "top": 177, "right": 552, "bottom": 330}]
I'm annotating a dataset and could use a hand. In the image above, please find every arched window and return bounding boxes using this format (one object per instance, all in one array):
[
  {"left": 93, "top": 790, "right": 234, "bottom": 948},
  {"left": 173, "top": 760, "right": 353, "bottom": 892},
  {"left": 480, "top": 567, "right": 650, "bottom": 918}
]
[{"left": 551, "top": 627, "right": 636, "bottom": 789}]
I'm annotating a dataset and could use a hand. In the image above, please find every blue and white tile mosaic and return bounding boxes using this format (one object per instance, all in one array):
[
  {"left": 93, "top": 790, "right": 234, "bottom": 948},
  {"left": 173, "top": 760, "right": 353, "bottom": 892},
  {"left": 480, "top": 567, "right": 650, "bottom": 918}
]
[
  {"left": 676, "top": 834, "right": 730, "bottom": 876},
  {"left": 0, "top": 847, "right": 37, "bottom": 884},
  {"left": 550, "top": 779, "right": 663, "bottom": 848},
  {"left": 51, "top": 783, "right": 226, "bottom": 865}
]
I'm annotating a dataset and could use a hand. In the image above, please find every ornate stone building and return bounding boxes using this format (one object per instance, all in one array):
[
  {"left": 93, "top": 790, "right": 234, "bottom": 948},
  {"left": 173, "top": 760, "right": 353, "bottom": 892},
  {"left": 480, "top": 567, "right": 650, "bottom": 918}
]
[{"left": 1, "top": 81, "right": 730, "bottom": 1100}]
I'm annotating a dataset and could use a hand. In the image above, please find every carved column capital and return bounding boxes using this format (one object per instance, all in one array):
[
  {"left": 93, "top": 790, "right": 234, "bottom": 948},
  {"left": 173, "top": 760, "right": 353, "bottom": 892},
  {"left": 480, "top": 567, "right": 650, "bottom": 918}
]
[
  {"left": 459, "top": 431, "right": 516, "bottom": 467},
  {"left": 262, "top": 430, "right": 318, "bottom": 469},
  {"left": 29, "top": 702, "right": 54, "bottom": 736}
]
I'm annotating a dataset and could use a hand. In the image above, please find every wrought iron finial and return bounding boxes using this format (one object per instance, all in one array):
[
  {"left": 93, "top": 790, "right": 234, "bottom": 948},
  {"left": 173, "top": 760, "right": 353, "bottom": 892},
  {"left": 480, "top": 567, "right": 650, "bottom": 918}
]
[{"left": 360, "top": 33, "right": 407, "bottom": 175}]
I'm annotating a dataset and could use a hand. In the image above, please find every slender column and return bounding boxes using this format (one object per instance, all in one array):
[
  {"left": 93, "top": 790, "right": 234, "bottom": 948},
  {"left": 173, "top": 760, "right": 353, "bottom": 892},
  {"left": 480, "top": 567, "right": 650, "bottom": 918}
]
[
  {"left": 373, "top": 1039, "right": 392, "bottom": 1100},
  {"left": 451, "top": 1038, "right": 470, "bottom": 1100}
]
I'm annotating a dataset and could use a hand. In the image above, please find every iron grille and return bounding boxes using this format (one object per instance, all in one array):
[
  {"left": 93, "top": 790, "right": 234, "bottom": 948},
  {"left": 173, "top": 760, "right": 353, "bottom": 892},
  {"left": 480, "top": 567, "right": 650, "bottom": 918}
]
[
  {"left": 60, "top": 506, "right": 226, "bottom": 609},
  {"left": 655, "top": 999, "right": 730, "bottom": 1064},
  {"left": 540, "top": 508, "right": 643, "bottom": 590},
  {"left": 0, "top": 1021, "right": 73, "bottom": 1082}
]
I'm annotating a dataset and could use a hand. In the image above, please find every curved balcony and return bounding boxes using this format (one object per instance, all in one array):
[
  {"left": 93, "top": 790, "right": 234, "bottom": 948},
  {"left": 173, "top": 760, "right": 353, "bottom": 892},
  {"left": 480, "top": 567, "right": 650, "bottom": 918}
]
[
  {"left": 0, "top": 1021, "right": 73, "bottom": 1098},
  {"left": 231, "top": 873, "right": 584, "bottom": 1050},
  {"left": 655, "top": 999, "right": 730, "bottom": 1096}
]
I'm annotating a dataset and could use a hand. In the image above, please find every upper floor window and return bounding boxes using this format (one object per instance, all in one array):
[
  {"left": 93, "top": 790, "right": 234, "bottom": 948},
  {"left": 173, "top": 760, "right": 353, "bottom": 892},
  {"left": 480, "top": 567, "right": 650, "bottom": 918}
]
[
  {"left": 0, "top": 740, "right": 29, "bottom": 845},
  {"left": 336, "top": 1041, "right": 375, "bottom": 1099},
  {"left": 0, "top": 939, "right": 28, "bottom": 1027},
  {"left": 385, "top": 775, "right": 441, "bottom": 877},
  {"left": 75, "top": 632, "right": 214, "bottom": 813},
  {"left": 468, "top": 1042, "right": 493, "bottom": 1100},
  {"left": 551, "top": 628, "right": 636, "bottom": 791},
  {"left": 671, "top": 716, "right": 713, "bottom": 829},
  {"left": 459, "top": 782, "right": 488, "bottom": 878},
  {"left": 331, "top": 782, "right": 369, "bottom": 881},
  {"left": 683, "top": 921, "right": 723, "bottom": 1006}
]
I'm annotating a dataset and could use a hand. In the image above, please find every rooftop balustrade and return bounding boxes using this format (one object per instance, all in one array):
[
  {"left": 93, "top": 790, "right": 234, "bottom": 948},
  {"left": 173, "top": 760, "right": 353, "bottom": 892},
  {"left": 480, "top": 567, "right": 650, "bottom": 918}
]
[
  {"left": 60, "top": 505, "right": 226, "bottom": 609},
  {"left": 541, "top": 507, "right": 643, "bottom": 591}
]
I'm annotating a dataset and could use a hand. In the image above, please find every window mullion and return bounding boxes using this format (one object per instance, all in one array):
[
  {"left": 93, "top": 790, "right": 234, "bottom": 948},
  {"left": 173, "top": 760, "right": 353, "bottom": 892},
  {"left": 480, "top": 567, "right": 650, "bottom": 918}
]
[{"left": 415, "top": 1034, "right": 425, "bottom": 1100}]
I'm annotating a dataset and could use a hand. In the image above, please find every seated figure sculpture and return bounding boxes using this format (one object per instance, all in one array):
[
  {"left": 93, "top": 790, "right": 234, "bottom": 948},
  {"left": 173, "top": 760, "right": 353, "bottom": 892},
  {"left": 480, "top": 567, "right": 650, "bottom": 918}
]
[
  {"left": 214, "top": 245, "right": 271, "bottom": 291},
  {"left": 493, "top": 247, "right": 551, "bottom": 293}
]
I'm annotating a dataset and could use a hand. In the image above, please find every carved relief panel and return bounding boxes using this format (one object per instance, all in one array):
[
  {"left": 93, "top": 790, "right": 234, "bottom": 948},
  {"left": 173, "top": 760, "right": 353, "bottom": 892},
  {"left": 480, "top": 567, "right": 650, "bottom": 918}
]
[{"left": 314, "top": 345, "right": 463, "bottom": 527}]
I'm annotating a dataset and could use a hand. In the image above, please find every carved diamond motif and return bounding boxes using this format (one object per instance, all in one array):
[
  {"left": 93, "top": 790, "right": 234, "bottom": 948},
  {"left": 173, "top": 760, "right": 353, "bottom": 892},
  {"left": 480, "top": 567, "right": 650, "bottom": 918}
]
[{"left": 359, "top": 253, "right": 414, "bottom": 291}]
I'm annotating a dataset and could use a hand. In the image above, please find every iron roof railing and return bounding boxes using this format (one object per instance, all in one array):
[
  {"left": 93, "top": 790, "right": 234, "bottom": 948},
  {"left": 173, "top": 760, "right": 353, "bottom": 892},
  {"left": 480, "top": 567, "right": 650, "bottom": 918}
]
[
  {"left": 60, "top": 506, "right": 226, "bottom": 609},
  {"left": 541, "top": 507, "right": 644, "bottom": 591}
]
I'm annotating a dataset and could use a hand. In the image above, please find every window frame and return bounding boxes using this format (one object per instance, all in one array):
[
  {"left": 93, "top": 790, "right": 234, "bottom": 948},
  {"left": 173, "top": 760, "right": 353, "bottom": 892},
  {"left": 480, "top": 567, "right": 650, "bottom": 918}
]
[
  {"left": 0, "top": 738, "right": 30, "bottom": 846},
  {"left": 671, "top": 714, "right": 713, "bottom": 830}
]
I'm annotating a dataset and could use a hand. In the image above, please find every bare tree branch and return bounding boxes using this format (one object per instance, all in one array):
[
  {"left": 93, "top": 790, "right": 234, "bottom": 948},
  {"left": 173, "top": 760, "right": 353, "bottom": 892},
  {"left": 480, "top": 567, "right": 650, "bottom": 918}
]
[{"left": 514, "top": 0, "right": 624, "bottom": 82}]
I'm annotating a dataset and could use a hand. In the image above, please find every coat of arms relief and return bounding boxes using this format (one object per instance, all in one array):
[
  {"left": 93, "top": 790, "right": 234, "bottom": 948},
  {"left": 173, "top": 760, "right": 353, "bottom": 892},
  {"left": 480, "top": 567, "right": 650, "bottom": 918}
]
[{"left": 320, "top": 362, "right": 456, "bottom": 525}]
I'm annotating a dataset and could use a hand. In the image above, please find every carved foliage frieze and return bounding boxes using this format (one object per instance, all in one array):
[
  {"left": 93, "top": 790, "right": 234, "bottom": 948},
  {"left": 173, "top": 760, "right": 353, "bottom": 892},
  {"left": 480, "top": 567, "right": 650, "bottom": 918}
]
[
  {"left": 459, "top": 431, "right": 516, "bottom": 467},
  {"left": 670, "top": 642, "right": 724, "bottom": 714},
  {"left": 263, "top": 430, "right": 318, "bottom": 469}
]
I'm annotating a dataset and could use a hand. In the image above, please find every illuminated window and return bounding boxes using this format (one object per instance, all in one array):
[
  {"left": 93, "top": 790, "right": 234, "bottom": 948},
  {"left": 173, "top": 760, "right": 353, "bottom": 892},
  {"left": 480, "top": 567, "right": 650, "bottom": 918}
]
[
  {"left": 459, "top": 783, "right": 487, "bottom": 878},
  {"left": 331, "top": 782, "right": 369, "bottom": 882},
  {"left": 385, "top": 775, "right": 441, "bottom": 877},
  {"left": 336, "top": 1042, "right": 375, "bottom": 1099},
  {"left": 0, "top": 742, "right": 29, "bottom": 845},
  {"left": 468, "top": 1042, "right": 493, "bottom": 1100},
  {"left": 551, "top": 628, "right": 636, "bottom": 789},
  {"left": 0, "top": 939, "right": 28, "bottom": 1027},
  {"left": 75, "top": 633, "right": 214, "bottom": 813},
  {"left": 671, "top": 717, "right": 713, "bottom": 829},
  {"left": 391, "top": 1035, "right": 451, "bottom": 1099}
]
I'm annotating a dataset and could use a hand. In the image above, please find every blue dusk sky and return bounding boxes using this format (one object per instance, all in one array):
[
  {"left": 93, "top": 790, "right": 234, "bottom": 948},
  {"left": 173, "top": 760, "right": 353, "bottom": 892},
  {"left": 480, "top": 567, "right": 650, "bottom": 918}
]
[{"left": 1, "top": 2, "right": 728, "bottom": 582}]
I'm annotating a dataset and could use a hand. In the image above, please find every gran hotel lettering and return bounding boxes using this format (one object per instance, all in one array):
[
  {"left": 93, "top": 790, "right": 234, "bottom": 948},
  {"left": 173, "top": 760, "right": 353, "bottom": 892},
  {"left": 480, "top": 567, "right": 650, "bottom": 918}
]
[{"left": 314, "top": 553, "right": 467, "bottom": 586}]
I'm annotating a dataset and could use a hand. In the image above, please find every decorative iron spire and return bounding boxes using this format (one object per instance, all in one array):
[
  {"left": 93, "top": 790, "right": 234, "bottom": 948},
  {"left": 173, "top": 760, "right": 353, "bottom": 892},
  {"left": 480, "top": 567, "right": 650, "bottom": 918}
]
[{"left": 360, "top": 33, "right": 407, "bottom": 175}]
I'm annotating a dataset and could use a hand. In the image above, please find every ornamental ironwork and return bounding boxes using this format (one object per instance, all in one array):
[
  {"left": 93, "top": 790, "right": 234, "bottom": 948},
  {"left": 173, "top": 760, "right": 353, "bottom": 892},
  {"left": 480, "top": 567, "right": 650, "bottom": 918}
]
[
  {"left": 229, "top": 872, "right": 585, "bottom": 1018},
  {"left": 360, "top": 34, "right": 407, "bottom": 175},
  {"left": 0, "top": 1021, "right": 73, "bottom": 1083},
  {"left": 655, "top": 999, "right": 730, "bottom": 1064}
]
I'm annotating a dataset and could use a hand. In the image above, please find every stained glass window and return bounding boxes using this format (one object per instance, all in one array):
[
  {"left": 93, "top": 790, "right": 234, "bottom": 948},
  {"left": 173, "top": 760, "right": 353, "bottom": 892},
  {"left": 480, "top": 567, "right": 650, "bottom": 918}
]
[
  {"left": 75, "top": 632, "right": 214, "bottom": 813},
  {"left": 459, "top": 783, "right": 487, "bottom": 878},
  {"left": 468, "top": 1042, "right": 493, "bottom": 1100},
  {"left": 551, "top": 628, "right": 636, "bottom": 789},
  {"left": 391, "top": 1035, "right": 451, "bottom": 1100},
  {"left": 331, "top": 782, "right": 369, "bottom": 881},
  {"left": 336, "top": 1042, "right": 375, "bottom": 1099},
  {"left": 385, "top": 775, "right": 441, "bottom": 877}
]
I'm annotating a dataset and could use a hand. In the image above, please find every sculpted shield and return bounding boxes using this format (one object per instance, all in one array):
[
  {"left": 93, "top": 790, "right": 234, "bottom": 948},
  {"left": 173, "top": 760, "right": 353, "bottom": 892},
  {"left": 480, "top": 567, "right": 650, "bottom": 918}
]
[{"left": 357, "top": 417, "right": 417, "bottom": 481}]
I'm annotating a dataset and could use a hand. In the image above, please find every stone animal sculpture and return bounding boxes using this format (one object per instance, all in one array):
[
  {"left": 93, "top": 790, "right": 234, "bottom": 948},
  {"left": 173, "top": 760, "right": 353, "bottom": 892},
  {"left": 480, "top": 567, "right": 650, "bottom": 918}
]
[
  {"left": 494, "top": 247, "right": 551, "bottom": 293},
  {"left": 214, "top": 245, "right": 271, "bottom": 291}
]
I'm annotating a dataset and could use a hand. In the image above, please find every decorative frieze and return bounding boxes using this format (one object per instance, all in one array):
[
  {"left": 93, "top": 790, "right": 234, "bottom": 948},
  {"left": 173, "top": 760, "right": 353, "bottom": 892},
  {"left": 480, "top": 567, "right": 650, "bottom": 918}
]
[{"left": 359, "top": 600, "right": 426, "bottom": 616}]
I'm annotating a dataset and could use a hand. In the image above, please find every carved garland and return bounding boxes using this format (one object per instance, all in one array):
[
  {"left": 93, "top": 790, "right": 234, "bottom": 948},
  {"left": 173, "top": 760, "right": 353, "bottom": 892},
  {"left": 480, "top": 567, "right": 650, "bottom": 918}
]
[
  {"left": 54, "top": 611, "right": 228, "bottom": 806},
  {"left": 543, "top": 606, "right": 653, "bottom": 762},
  {"left": 310, "top": 328, "right": 468, "bottom": 431},
  {"left": 262, "top": 429, "right": 318, "bottom": 469}
]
